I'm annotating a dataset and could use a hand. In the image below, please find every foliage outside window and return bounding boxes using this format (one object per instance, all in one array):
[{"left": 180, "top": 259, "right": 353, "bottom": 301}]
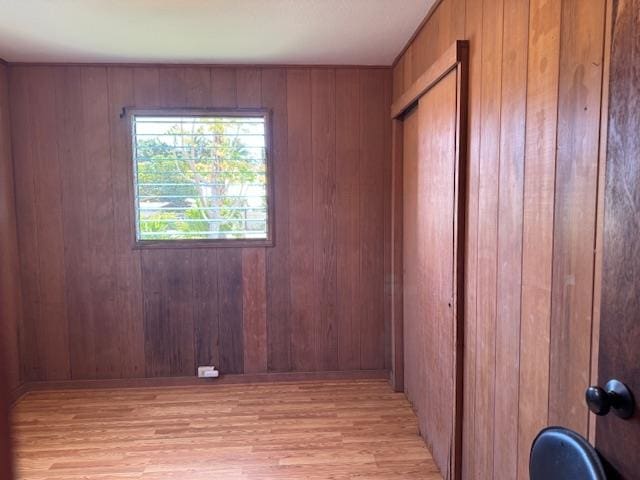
[{"left": 131, "top": 110, "right": 271, "bottom": 246}]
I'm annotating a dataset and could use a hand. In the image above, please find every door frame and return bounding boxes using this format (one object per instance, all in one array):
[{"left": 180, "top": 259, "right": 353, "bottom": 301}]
[{"left": 389, "top": 40, "right": 469, "bottom": 480}]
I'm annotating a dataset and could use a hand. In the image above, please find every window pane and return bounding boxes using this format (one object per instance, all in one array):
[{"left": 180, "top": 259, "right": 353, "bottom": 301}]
[{"left": 132, "top": 114, "right": 269, "bottom": 242}]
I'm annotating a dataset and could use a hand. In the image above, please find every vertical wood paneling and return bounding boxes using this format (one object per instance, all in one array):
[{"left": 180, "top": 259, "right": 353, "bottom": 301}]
[
  {"left": 392, "top": 60, "right": 405, "bottom": 103},
  {"left": 57, "top": 67, "right": 96, "bottom": 379},
  {"left": 28, "top": 68, "right": 70, "bottom": 381},
  {"left": 242, "top": 249, "right": 267, "bottom": 373},
  {"left": 262, "top": 68, "right": 291, "bottom": 372},
  {"left": 83, "top": 67, "right": 119, "bottom": 380},
  {"left": 211, "top": 68, "right": 236, "bottom": 108},
  {"left": 517, "top": 1, "right": 562, "bottom": 477},
  {"left": 142, "top": 249, "right": 195, "bottom": 376},
  {"left": 382, "top": 72, "right": 392, "bottom": 373},
  {"left": 403, "top": 45, "right": 414, "bottom": 93},
  {"left": 168, "top": 251, "right": 196, "bottom": 376},
  {"left": 402, "top": 106, "right": 420, "bottom": 411},
  {"left": 11, "top": 65, "right": 391, "bottom": 385},
  {"left": 0, "top": 63, "right": 22, "bottom": 395},
  {"left": 390, "top": 118, "right": 403, "bottom": 390},
  {"left": 359, "top": 70, "right": 387, "bottom": 370},
  {"left": 236, "top": 68, "right": 261, "bottom": 107},
  {"left": 193, "top": 250, "right": 220, "bottom": 369},
  {"left": 218, "top": 250, "right": 244, "bottom": 374},
  {"left": 287, "top": 69, "right": 315, "bottom": 371},
  {"left": 393, "top": 0, "right": 608, "bottom": 478},
  {"left": 184, "top": 67, "right": 211, "bottom": 106},
  {"left": 107, "top": 67, "right": 145, "bottom": 378},
  {"left": 493, "top": 0, "right": 528, "bottom": 477},
  {"left": 474, "top": 0, "right": 503, "bottom": 476},
  {"left": 9, "top": 67, "right": 41, "bottom": 381},
  {"left": 461, "top": 0, "right": 483, "bottom": 476},
  {"left": 392, "top": 0, "right": 465, "bottom": 102},
  {"left": 548, "top": 0, "right": 606, "bottom": 435},
  {"left": 336, "top": 69, "right": 361, "bottom": 371},
  {"left": 311, "top": 69, "right": 338, "bottom": 371},
  {"left": 108, "top": 68, "right": 145, "bottom": 378},
  {"left": 133, "top": 67, "right": 160, "bottom": 106}
]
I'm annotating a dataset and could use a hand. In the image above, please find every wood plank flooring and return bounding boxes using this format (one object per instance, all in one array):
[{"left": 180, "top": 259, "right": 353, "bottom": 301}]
[{"left": 11, "top": 380, "right": 442, "bottom": 479}]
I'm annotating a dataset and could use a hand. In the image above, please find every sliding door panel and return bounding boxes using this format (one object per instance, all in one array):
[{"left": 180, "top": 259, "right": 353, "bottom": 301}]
[{"left": 403, "top": 69, "right": 458, "bottom": 478}]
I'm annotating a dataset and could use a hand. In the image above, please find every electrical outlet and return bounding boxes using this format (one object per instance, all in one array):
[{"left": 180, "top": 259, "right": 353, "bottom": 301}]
[{"left": 197, "top": 366, "right": 219, "bottom": 378}]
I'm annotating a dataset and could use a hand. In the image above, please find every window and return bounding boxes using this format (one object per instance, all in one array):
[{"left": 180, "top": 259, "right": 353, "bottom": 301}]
[{"left": 130, "top": 110, "right": 272, "bottom": 247}]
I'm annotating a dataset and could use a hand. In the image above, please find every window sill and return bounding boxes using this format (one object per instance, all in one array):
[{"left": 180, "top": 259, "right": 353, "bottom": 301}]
[{"left": 133, "top": 239, "right": 274, "bottom": 250}]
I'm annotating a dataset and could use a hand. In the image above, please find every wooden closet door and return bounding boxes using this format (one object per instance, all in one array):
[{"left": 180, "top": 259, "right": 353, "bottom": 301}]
[{"left": 403, "top": 69, "right": 458, "bottom": 478}]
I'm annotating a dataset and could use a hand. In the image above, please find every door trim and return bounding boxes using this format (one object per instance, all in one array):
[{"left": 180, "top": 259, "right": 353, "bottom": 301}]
[
  {"left": 389, "top": 40, "right": 469, "bottom": 480},
  {"left": 391, "top": 40, "right": 468, "bottom": 119}
]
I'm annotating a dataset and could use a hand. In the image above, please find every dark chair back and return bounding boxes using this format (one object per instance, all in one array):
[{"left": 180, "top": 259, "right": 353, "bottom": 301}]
[{"left": 530, "top": 427, "right": 607, "bottom": 480}]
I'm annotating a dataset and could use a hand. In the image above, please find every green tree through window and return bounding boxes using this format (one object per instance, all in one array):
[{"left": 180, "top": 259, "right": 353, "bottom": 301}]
[{"left": 132, "top": 113, "right": 269, "bottom": 242}]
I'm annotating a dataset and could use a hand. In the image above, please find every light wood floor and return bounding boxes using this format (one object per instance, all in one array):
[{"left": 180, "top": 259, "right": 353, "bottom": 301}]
[{"left": 11, "top": 379, "right": 442, "bottom": 479}]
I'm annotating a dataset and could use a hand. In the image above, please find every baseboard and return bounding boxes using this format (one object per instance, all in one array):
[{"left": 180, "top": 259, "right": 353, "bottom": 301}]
[
  {"left": 9, "top": 382, "right": 29, "bottom": 406},
  {"left": 16, "top": 370, "right": 390, "bottom": 396}
]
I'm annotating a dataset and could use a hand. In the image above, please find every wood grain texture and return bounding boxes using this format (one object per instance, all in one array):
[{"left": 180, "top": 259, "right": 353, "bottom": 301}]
[
  {"left": 596, "top": 1, "right": 640, "bottom": 477},
  {"left": 393, "top": 0, "right": 609, "bottom": 478},
  {"left": 548, "top": 0, "right": 606, "bottom": 435},
  {"left": 460, "top": 1, "right": 482, "bottom": 477},
  {"left": 192, "top": 250, "right": 220, "bottom": 370},
  {"left": 390, "top": 119, "right": 404, "bottom": 392},
  {"left": 517, "top": 1, "right": 562, "bottom": 477},
  {"left": 11, "top": 67, "right": 70, "bottom": 382},
  {"left": 474, "top": 0, "right": 503, "bottom": 476},
  {"left": 218, "top": 249, "right": 245, "bottom": 374},
  {"left": 336, "top": 69, "right": 362, "bottom": 372},
  {"left": 402, "top": 108, "right": 420, "bottom": 457},
  {"left": 242, "top": 248, "right": 268, "bottom": 374},
  {"left": 311, "top": 69, "right": 338, "bottom": 372},
  {"left": 11, "top": 380, "right": 442, "bottom": 480},
  {"left": 493, "top": 0, "right": 528, "bottom": 478},
  {"left": 107, "top": 67, "right": 146, "bottom": 379},
  {"left": 8, "top": 67, "right": 41, "bottom": 385},
  {"left": 9, "top": 65, "right": 391, "bottom": 382},
  {"left": 0, "top": 63, "right": 22, "bottom": 398},
  {"left": 21, "top": 370, "right": 389, "bottom": 392},
  {"left": 392, "top": 0, "right": 465, "bottom": 98},
  {"left": 287, "top": 69, "right": 315, "bottom": 372},
  {"left": 588, "top": 0, "right": 613, "bottom": 446},
  {"left": 359, "top": 70, "right": 387, "bottom": 371},
  {"left": 262, "top": 68, "right": 292, "bottom": 373},
  {"left": 403, "top": 71, "right": 459, "bottom": 479},
  {"left": 391, "top": 41, "right": 465, "bottom": 118}
]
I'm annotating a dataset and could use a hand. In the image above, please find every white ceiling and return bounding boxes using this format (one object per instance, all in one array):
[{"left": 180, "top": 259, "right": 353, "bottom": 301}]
[{"left": 0, "top": 0, "right": 433, "bottom": 65}]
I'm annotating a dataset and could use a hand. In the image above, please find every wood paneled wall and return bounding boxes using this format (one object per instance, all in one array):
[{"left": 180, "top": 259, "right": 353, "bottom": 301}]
[
  {"left": 0, "top": 62, "right": 22, "bottom": 398},
  {"left": 393, "top": 0, "right": 608, "bottom": 478},
  {"left": 9, "top": 65, "right": 392, "bottom": 382}
]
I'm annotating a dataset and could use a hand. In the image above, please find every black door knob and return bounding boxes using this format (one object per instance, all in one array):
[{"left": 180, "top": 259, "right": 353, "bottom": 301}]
[{"left": 585, "top": 379, "right": 635, "bottom": 419}]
